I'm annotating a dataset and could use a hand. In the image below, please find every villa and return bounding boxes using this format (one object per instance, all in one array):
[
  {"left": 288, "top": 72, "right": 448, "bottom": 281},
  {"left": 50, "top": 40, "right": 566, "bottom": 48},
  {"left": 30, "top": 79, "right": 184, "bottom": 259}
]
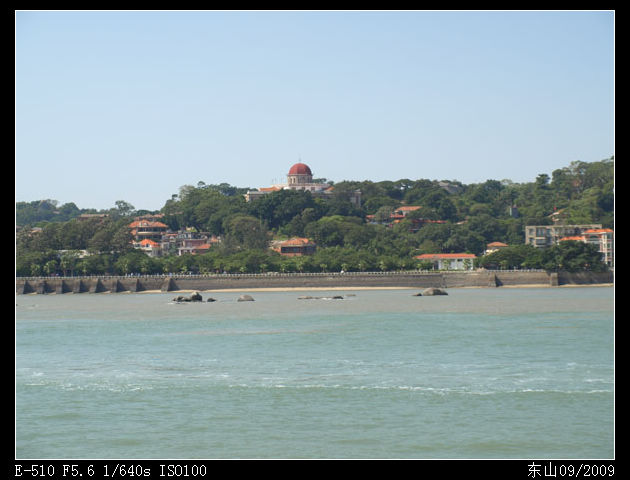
[{"left": 415, "top": 253, "right": 476, "bottom": 270}]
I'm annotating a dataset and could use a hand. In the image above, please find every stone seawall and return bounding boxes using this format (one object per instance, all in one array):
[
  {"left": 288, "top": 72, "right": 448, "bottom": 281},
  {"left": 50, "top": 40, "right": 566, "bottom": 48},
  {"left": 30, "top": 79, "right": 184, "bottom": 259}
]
[{"left": 15, "top": 271, "right": 613, "bottom": 295}]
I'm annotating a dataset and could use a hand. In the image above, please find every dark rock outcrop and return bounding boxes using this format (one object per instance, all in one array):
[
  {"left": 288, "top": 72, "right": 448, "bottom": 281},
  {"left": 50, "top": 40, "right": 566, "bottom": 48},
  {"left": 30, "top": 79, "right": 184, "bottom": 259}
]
[
  {"left": 418, "top": 287, "right": 448, "bottom": 296},
  {"left": 173, "top": 291, "right": 203, "bottom": 302}
]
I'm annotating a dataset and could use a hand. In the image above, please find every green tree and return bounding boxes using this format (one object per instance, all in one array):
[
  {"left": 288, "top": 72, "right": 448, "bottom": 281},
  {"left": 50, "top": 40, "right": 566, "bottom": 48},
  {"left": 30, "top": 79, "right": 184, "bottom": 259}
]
[
  {"left": 223, "top": 215, "right": 270, "bottom": 252},
  {"left": 363, "top": 195, "right": 399, "bottom": 215},
  {"left": 43, "top": 259, "right": 58, "bottom": 276},
  {"left": 59, "top": 250, "right": 81, "bottom": 276},
  {"left": 303, "top": 215, "right": 369, "bottom": 248},
  {"left": 30, "top": 263, "right": 42, "bottom": 276},
  {"left": 541, "top": 241, "right": 608, "bottom": 272},
  {"left": 476, "top": 244, "right": 542, "bottom": 269},
  {"left": 373, "top": 205, "right": 395, "bottom": 223},
  {"left": 114, "top": 200, "right": 136, "bottom": 217},
  {"left": 247, "top": 189, "right": 317, "bottom": 231}
]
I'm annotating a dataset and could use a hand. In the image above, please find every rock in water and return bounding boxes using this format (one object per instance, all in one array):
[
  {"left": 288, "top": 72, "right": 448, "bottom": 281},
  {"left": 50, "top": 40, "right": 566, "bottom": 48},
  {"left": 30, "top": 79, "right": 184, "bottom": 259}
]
[
  {"left": 421, "top": 287, "right": 448, "bottom": 296},
  {"left": 190, "top": 291, "right": 203, "bottom": 302},
  {"left": 238, "top": 295, "right": 255, "bottom": 302},
  {"left": 173, "top": 291, "right": 203, "bottom": 302}
]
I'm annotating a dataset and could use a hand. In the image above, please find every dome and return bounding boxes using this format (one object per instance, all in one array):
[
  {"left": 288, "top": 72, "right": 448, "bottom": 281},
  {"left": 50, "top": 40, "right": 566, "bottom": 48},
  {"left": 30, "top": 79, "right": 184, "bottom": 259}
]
[{"left": 288, "top": 163, "right": 312, "bottom": 176}]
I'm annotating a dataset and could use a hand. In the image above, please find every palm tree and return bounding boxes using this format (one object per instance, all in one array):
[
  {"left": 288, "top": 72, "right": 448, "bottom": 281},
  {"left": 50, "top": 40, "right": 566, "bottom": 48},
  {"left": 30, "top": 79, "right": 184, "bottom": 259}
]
[
  {"left": 44, "top": 259, "right": 58, "bottom": 276},
  {"left": 30, "top": 263, "right": 42, "bottom": 277}
]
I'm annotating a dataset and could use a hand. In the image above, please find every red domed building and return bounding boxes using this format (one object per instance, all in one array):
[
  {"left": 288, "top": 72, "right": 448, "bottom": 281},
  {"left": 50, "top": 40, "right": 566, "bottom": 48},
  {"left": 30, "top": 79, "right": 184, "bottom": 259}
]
[
  {"left": 245, "top": 161, "right": 361, "bottom": 206},
  {"left": 288, "top": 162, "right": 312, "bottom": 176},
  {"left": 287, "top": 162, "right": 313, "bottom": 186}
]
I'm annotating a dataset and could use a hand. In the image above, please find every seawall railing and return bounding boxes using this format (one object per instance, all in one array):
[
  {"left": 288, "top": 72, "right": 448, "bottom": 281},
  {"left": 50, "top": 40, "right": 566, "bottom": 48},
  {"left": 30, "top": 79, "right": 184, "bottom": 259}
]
[{"left": 16, "top": 270, "right": 612, "bottom": 294}]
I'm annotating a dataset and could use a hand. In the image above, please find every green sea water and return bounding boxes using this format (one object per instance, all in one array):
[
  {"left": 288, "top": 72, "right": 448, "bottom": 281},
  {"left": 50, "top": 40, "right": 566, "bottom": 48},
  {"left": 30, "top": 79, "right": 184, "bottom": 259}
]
[{"left": 15, "top": 287, "right": 614, "bottom": 459}]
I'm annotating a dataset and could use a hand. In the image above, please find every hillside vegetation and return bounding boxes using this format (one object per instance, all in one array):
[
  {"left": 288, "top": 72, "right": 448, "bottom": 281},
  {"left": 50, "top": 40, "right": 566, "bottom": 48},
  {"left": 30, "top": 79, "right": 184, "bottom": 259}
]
[{"left": 16, "top": 157, "right": 613, "bottom": 276}]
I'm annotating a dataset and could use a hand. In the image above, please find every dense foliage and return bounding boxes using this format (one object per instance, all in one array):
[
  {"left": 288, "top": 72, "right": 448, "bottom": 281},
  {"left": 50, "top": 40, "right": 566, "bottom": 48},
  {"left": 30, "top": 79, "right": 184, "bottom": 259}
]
[{"left": 16, "top": 157, "right": 613, "bottom": 276}]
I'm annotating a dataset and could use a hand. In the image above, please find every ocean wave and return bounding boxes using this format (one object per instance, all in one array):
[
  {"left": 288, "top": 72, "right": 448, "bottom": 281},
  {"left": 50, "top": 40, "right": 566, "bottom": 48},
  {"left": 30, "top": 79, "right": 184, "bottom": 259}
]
[{"left": 219, "top": 382, "right": 613, "bottom": 395}]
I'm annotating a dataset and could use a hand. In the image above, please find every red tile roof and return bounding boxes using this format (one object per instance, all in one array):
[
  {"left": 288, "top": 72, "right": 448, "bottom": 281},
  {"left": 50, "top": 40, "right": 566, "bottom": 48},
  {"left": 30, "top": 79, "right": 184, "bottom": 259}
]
[
  {"left": 139, "top": 239, "right": 160, "bottom": 247},
  {"left": 278, "top": 237, "right": 315, "bottom": 246},
  {"left": 128, "top": 220, "right": 168, "bottom": 228},
  {"left": 559, "top": 236, "right": 586, "bottom": 242}
]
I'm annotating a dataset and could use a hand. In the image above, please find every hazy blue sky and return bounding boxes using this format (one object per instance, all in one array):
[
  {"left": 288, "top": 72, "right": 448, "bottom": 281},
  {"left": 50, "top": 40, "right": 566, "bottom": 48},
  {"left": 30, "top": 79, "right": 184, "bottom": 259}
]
[{"left": 15, "top": 10, "right": 614, "bottom": 211}]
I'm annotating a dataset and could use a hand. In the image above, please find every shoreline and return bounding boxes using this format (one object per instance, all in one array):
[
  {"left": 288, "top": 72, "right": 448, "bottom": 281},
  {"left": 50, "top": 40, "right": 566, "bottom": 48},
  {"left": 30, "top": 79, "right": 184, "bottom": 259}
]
[
  {"left": 167, "top": 283, "right": 615, "bottom": 293},
  {"left": 25, "top": 283, "right": 611, "bottom": 295}
]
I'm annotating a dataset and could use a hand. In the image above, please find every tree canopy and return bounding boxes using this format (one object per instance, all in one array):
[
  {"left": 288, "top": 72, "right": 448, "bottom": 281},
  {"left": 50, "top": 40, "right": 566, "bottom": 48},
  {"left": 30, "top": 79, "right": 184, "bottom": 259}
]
[{"left": 16, "top": 156, "right": 613, "bottom": 276}]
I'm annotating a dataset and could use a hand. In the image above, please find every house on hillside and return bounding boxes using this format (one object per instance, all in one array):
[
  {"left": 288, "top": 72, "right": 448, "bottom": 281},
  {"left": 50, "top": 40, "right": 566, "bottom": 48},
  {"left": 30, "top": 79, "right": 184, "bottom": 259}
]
[
  {"left": 393, "top": 205, "right": 422, "bottom": 217},
  {"left": 415, "top": 253, "right": 476, "bottom": 270},
  {"left": 128, "top": 219, "right": 169, "bottom": 242},
  {"left": 128, "top": 217, "right": 220, "bottom": 257},
  {"left": 177, "top": 238, "right": 213, "bottom": 256},
  {"left": 367, "top": 205, "right": 445, "bottom": 232},
  {"left": 272, "top": 237, "right": 317, "bottom": 256},
  {"left": 525, "top": 224, "right": 602, "bottom": 248},
  {"left": 558, "top": 228, "right": 614, "bottom": 267},
  {"left": 133, "top": 238, "right": 162, "bottom": 257},
  {"left": 485, "top": 242, "right": 509, "bottom": 255}
]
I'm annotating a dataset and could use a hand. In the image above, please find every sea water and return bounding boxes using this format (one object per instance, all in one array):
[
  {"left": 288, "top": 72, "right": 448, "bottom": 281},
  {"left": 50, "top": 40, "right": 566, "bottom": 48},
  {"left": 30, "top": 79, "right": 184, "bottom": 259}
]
[{"left": 15, "top": 287, "right": 614, "bottom": 459}]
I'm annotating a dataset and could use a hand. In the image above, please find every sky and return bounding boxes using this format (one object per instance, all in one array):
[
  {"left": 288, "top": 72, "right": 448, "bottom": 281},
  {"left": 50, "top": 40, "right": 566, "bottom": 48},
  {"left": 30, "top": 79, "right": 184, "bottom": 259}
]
[{"left": 15, "top": 10, "right": 614, "bottom": 212}]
